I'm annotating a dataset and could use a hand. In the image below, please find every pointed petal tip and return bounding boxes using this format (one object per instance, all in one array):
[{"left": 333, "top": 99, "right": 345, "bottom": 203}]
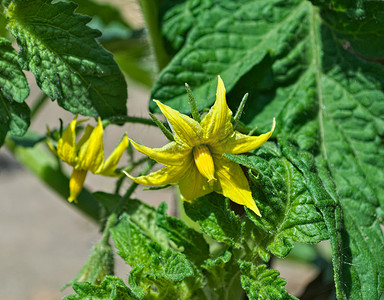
[
  {"left": 248, "top": 203, "right": 262, "bottom": 217},
  {"left": 123, "top": 170, "right": 134, "bottom": 179},
  {"left": 271, "top": 118, "right": 276, "bottom": 132}
]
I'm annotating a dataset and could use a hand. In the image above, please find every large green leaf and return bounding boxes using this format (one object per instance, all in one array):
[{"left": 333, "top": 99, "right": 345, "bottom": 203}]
[
  {"left": 225, "top": 142, "right": 329, "bottom": 261},
  {"left": 279, "top": 139, "right": 345, "bottom": 299},
  {"left": 0, "top": 37, "right": 29, "bottom": 146},
  {"left": 257, "top": 11, "right": 384, "bottom": 299},
  {"left": 151, "top": 0, "right": 307, "bottom": 113},
  {"left": 156, "top": 0, "right": 384, "bottom": 297},
  {"left": 4, "top": 0, "right": 127, "bottom": 118}
]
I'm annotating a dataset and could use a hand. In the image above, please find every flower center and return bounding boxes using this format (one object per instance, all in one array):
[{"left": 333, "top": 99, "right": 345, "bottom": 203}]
[{"left": 193, "top": 145, "right": 216, "bottom": 183}]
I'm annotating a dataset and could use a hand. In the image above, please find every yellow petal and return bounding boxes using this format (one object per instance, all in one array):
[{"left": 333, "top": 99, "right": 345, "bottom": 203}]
[
  {"left": 76, "top": 118, "right": 105, "bottom": 173},
  {"left": 76, "top": 125, "right": 94, "bottom": 151},
  {"left": 68, "top": 169, "right": 88, "bottom": 202},
  {"left": 125, "top": 160, "right": 191, "bottom": 186},
  {"left": 213, "top": 155, "right": 261, "bottom": 216},
  {"left": 154, "top": 100, "right": 202, "bottom": 147},
  {"left": 178, "top": 160, "right": 214, "bottom": 200},
  {"left": 129, "top": 138, "right": 190, "bottom": 166},
  {"left": 98, "top": 134, "right": 129, "bottom": 175},
  {"left": 200, "top": 76, "right": 233, "bottom": 142},
  {"left": 212, "top": 118, "right": 275, "bottom": 155},
  {"left": 57, "top": 117, "right": 77, "bottom": 166}
]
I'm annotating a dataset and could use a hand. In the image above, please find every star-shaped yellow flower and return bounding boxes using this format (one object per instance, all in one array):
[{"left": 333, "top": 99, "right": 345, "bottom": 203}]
[
  {"left": 50, "top": 117, "right": 128, "bottom": 202},
  {"left": 127, "top": 77, "right": 275, "bottom": 216}
]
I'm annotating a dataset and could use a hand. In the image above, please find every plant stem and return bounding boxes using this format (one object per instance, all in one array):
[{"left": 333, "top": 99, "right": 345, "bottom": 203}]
[
  {"left": 30, "top": 93, "right": 49, "bottom": 118},
  {"left": 101, "top": 213, "right": 118, "bottom": 245},
  {"left": 138, "top": 0, "right": 170, "bottom": 70}
]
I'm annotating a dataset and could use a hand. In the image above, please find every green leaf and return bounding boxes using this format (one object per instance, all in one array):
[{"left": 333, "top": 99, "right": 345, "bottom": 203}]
[
  {"left": 239, "top": 261, "right": 297, "bottom": 300},
  {"left": 279, "top": 140, "right": 345, "bottom": 297},
  {"left": 249, "top": 10, "right": 384, "bottom": 299},
  {"left": 156, "top": 0, "right": 384, "bottom": 298},
  {"left": 123, "top": 199, "right": 169, "bottom": 250},
  {"left": 4, "top": 0, "right": 127, "bottom": 118},
  {"left": 226, "top": 142, "right": 329, "bottom": 260},
  {"left": 128, "top": 249, "right": 200, "bottom": 300},
  {"left": 183, "top": 193, "right": 243, "bottom": 248},
  {"left": 159, "top": 0, "right": 210, "bottom": 55},
  {"left": 156, "top": 202, "right": 209, "bottom": 266},
  {"left": 312, "top": 1, "right": 384, "bottom": 60},
  {"left": 151, "top": 0, "right": 308, "bottom": 113},
  {"left": 0, "top": 37, "right": 30, "bottom": 146},
  {"left": 148, "top": 248, "right": 194, "bottom": 282},
  {"left": 65, "top": 276, "right": 138, "bottom": 300},
  {"left": 110, "top": 213, "right": 153, "bottom": 267},
  {"left": 202, "top": 251, "right": 244, "bottom": 300}
]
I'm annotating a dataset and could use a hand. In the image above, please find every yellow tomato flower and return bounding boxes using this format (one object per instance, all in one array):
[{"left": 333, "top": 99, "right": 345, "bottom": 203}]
[
  {"left": 51, "top": 117, "right": 128, "bottom": 202},
  {"left": 127, "top": 77, "right": 275, "bottom": 216}
]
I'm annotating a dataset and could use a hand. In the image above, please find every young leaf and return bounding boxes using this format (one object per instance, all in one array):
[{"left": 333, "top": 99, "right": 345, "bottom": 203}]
[
  {"left": 128, "top": 248, "right": 201, "bottom": 300},
  {"left": 184, "top": 194, "right": 243, "bottom": 248},
  {"left": 123, "top": 199, "right": 169, "bottom": 250},
  {"left": 225, "top": 142, "right": 329, "bottom": 260},
  {"left": 202, "top": 251, "right": 244, "bottom": 300},
  {"left": 156, "top": 202, "right": 210, "bottom": 266},
  {"left": 4, "top": 0, "right": 127, "bottom": 118},
  {"left": 110, "top": 213, "right": 152, "bottom": 267},
  {"left": 65, "top": 276, "right": 139, "bottom": 300},
  {"left": 239, "top": 261, "right": 297, "bottom": 300},
  {"left": 0, "top": 37, "right": 30, "bottom": 146}
]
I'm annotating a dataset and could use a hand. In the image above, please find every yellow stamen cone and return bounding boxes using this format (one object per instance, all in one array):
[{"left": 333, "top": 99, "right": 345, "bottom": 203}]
[{"left": 193, "top": 145, "right": 216, "bottom": 183}]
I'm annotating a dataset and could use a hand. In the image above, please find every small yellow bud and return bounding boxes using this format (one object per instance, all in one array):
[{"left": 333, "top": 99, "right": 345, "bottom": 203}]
[{"left": 193, "top": 145, "right": 216, "bottom": 183}]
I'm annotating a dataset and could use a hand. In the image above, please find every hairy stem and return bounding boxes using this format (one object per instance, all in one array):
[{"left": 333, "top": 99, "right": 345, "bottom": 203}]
[{"left": 138, "top": 0, "right": 170, "bottom": 71}]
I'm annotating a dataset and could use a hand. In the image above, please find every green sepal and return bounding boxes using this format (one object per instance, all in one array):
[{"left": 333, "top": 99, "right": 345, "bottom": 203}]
[{"left": 149, "top": 112, "right": 175, "bottom": 141}]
